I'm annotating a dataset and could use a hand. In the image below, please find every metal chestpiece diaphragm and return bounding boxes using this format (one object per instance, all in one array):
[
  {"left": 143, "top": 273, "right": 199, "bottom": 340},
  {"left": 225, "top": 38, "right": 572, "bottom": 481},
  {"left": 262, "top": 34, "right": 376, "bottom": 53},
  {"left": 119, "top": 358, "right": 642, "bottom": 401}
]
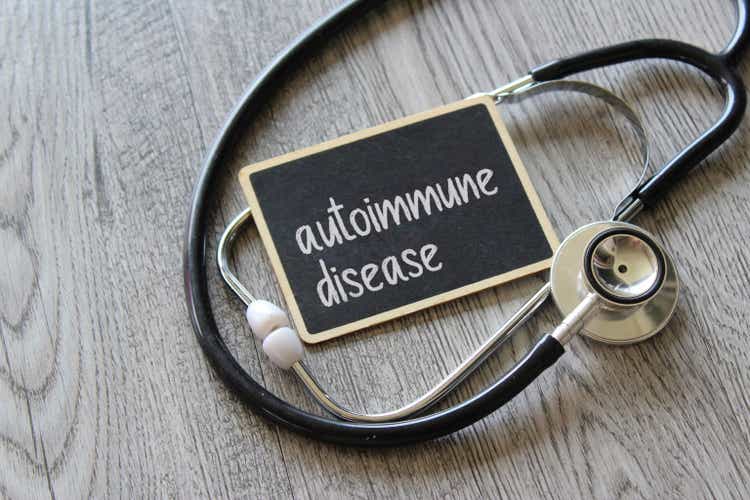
[
  {"left": 550, "top": 221, "right": 680, "bottom": 344},
  {"left": 583, "top": 227, "right": 666, "bottom": 306}
]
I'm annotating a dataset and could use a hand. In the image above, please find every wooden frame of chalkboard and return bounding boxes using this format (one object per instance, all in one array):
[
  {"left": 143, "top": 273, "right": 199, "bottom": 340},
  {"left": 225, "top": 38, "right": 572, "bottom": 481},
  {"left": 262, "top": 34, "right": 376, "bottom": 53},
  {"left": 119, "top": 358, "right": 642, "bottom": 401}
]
[{"left": 239, "top": 96, "right": 558, "bottom": 343}]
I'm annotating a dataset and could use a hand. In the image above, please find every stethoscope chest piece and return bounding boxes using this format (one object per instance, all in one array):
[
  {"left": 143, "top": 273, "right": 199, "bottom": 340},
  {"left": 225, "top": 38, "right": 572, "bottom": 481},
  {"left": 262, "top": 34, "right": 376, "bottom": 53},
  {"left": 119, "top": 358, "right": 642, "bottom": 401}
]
[{"left": 551, "top": 221, "right": 679, "bottom": 344}]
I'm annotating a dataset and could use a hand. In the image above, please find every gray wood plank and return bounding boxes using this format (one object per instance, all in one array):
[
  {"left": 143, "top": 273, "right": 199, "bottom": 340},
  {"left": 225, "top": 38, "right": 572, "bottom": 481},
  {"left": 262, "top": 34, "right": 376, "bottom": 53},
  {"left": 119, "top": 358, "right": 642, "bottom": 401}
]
[{"left": 1, "top": 0, "right": 749, "bottom": 498}]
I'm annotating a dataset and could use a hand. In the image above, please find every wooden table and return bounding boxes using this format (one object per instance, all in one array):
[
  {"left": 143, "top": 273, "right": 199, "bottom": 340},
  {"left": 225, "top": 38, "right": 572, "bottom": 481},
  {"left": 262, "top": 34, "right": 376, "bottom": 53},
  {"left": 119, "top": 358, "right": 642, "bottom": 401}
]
[{"left": 2, "top": 1, "right": 749, "bottom": 497}]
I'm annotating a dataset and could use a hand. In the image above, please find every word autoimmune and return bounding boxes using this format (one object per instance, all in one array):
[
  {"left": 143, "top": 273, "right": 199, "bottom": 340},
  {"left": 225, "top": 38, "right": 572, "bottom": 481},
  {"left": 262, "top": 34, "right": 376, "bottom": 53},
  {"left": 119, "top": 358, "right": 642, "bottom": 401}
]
[{"left": 295, "top": 168, "right": 499, "bottom": 255}]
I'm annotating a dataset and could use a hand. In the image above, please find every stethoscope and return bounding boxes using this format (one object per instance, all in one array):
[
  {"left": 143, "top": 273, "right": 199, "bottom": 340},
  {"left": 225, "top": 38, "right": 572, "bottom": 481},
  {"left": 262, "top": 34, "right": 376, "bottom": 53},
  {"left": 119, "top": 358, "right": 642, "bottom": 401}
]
[{"left": 184, "top": 0, "right": 749, "bottom": 446}]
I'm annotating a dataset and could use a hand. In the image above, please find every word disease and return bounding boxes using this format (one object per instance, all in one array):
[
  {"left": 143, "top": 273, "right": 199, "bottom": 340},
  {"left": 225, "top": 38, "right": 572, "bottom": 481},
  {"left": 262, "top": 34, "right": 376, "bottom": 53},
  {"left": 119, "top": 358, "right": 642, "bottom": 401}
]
[{"left": 293, "top": 168, "right": 500, "bottom": 307}]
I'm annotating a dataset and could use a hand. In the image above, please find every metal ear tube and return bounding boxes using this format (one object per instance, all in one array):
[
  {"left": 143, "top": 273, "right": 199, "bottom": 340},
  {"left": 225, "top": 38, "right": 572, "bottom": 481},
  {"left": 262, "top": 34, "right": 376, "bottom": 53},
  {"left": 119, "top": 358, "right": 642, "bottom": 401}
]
[{"left": 219, "top": 218, "right": 680, "bottom": 423}]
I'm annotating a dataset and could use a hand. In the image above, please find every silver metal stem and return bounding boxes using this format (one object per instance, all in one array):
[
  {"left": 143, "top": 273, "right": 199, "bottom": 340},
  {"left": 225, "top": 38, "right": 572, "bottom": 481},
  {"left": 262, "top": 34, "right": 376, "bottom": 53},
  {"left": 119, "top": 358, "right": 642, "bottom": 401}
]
[
  {"left": 292, "top": 283, "right": 551, "bottom": 422},
  {"left": 551, "top": 292, "right": 600, "bottom": 344},
  {"left": 613, "top": 198, "right": 644, "bottom": 222}
]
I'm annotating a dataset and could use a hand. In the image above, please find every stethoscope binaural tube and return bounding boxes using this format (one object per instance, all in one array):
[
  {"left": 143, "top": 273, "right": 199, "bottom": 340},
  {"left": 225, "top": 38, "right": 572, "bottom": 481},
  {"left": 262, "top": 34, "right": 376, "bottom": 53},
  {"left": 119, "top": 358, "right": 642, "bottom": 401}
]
[
  {"left": 184, "top": 0, "right": 749, "bottom": 446},
  {"left": 530, "top": 2, "right": 749, "bottom": 218}
]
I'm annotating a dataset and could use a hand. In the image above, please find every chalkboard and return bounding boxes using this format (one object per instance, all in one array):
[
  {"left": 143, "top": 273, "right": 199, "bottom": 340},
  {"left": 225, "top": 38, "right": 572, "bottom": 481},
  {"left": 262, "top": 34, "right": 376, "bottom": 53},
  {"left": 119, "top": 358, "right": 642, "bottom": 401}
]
[{"left": 239, "top": 96, "right": 558, "bottom": 343}]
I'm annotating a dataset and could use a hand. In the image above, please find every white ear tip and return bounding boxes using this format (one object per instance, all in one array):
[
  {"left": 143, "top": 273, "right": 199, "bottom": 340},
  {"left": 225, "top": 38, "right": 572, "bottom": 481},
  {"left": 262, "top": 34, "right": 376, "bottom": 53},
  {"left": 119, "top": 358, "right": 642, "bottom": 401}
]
[
  {"left": 262, "top": 327, "right": 304, "bottom": 369},
  {"left": 246, "top": 300, "right": 289, "bottom": 340}
]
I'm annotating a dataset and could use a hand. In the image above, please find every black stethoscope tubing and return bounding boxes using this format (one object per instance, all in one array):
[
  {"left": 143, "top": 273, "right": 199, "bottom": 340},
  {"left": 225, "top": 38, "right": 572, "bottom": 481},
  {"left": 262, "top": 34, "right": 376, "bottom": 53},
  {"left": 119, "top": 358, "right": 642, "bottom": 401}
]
[{"left": 184, "top": 0, "right": 748, "bottom": 446}]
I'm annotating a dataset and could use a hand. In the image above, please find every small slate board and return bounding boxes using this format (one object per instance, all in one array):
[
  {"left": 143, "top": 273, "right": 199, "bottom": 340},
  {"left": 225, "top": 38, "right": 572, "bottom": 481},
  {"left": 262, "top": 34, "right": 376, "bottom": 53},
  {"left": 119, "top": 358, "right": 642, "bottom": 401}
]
[{"left": 239, "top": 96, "right": 558, "bottom": 343}]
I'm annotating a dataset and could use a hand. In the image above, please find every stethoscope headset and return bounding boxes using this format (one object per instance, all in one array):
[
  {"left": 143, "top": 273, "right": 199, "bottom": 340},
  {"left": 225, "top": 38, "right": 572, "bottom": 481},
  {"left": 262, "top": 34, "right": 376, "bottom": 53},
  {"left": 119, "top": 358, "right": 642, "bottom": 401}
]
[{"left": 184, "top": 0, "right": 749, "bottom": 446}]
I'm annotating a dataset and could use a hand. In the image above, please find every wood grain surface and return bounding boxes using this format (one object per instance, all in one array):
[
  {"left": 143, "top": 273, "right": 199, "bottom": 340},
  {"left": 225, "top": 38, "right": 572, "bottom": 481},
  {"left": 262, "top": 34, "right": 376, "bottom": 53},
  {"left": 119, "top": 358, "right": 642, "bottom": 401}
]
[{"left": 1, "top": 0, "right": 749, "bottom": 498}]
